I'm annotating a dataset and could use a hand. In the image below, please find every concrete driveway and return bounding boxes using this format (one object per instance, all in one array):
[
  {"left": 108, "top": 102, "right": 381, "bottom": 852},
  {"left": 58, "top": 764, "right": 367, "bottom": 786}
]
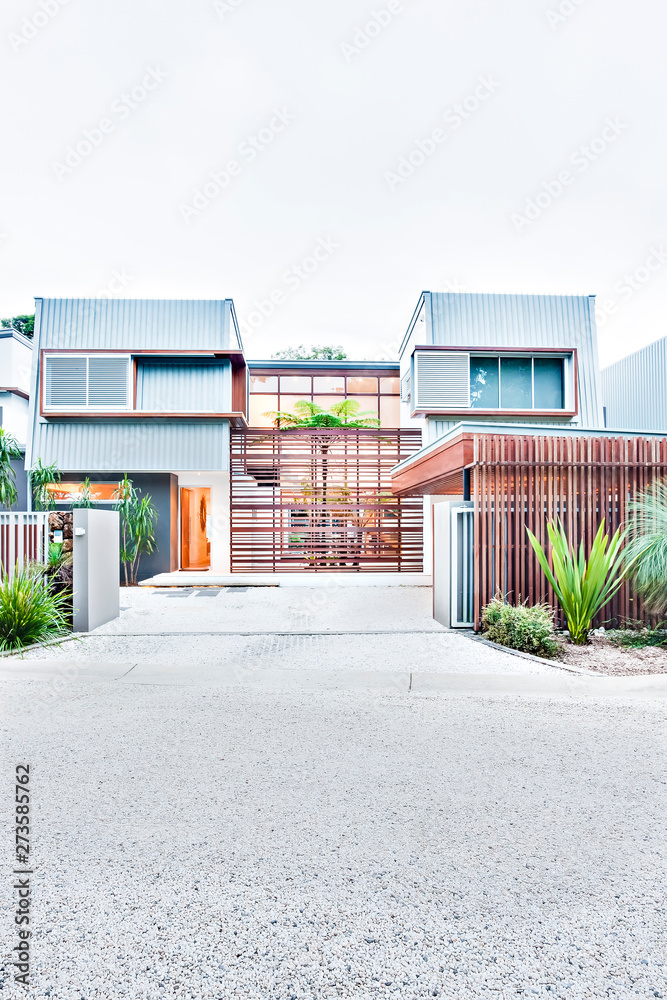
[{"left": 1, "top": 586, "right": 666, "bottom": 998}]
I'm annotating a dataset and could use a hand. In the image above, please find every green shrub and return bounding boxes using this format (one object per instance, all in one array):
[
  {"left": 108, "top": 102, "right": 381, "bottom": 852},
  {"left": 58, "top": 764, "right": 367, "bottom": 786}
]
[
  {"left": 0, "top": 568, "right": 71, "bottom": 652},
  {"left": 481, "top": 597, "right": 560, "bottom": 658},
  {"left": 609, "top": 623, "right": 667, "bottom": 649}
]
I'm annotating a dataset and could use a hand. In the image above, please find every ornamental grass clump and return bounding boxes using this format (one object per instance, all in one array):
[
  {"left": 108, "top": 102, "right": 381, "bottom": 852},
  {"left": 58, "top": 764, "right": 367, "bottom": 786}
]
[
  {"left": 625, "top": 480, "right": 667, "bottom": 615},
  {"left": 481, "top": 597, "right": 559, "bottom": 658},
  {"left": 526, "top": 519, "right": 627, "bottom": 646},
  {"left": 0, "top": 568, "right": 71, "bottom": 652}
]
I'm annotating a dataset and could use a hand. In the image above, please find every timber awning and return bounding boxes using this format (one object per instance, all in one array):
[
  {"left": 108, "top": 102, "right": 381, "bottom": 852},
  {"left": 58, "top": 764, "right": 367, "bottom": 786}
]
[{"left": 390, "top": 432, "right": 474, "bottom": 497}]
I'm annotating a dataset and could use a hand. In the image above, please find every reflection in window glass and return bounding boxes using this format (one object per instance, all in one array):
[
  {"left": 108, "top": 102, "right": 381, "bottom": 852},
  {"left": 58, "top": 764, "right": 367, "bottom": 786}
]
[
  {"left": 347, "top": 376, "right": 378, "bottom": 393},
  {"left": 500, "top": 358, "right": 532, "bottom": 409},
  {"left": 347, "top": 395, "right": 379, "bottom": 418},
  {"left": 311, "top": 396, "right": 344, "bottom": 414},
  {"left": 379, "top": 377, "right": 400, "bottom": 394},
  {"left": 249, "top": 395, "right": 278, "bottom": 426},
  {"left": 278, "top": 395, "right": 312, "bottom": 416},
  {"left": 534, "top": 358, "right": 564, "bottom": 409},
  {"left": 380, "top": 396, "right": 400, "bottom": 426},
  {"left": 280, "top": 375, "right": 311, "bottom": 392},
  {"left": 249, "top": 375, "right": 278, "bottom": 393},
  {"left": 470, "top": 357, "right": 499, "bottom": 408},
  {"left": 313, "top": 376, "right": 345, "bottom": 394}
]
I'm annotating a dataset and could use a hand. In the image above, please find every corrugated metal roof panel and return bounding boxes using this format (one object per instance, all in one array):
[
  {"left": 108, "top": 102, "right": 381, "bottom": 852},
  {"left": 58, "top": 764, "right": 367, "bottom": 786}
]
[
  {"left": 35, "top": 298, "right": 235, "bottom": 351},
  {"left": 31, "top": 420, "right": 230, "bottom": 471},
  {"left": 425, "top": 292, "right": 602, "bottom": 428},
  {"left": 601, "top": 336, "right": 667, "bottom": 432}
]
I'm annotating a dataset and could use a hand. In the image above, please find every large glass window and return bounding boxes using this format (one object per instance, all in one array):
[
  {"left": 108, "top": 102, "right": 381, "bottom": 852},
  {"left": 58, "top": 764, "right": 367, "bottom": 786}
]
[
  {"left": 249, "top": 375, "right": 278, "bottom": 392},
  {"left": 468, "top": 354, "right": 566, "bottom": 410},
  {"left": 347, "top": 376, "right": 378, "bottom": 393},
  {"left": 380, "top": 396, "right": 400, "bottom": 426},
  {"left": 246, "top": 369, "right": 400, "bottom": 426},
  {"left": 534, "top": 357, "right": 564, "bottom": 409},
  {"left": 470, "top": 357, "right": 499, "bottom": 408},
  {"left": 280, "top": 375, "right": 311, "bottom": 393},
  {"left": 380, "top": 377, "right": 400, "bottom": 394},
  {"left": 313, "top": 376, "right": 345, "bottom": 394},
  {"left": 500, "top": 357, "right": 533, "bottom": 409},
  {"left": 248, "top": 395, "right": 278, "bottom": 426}
]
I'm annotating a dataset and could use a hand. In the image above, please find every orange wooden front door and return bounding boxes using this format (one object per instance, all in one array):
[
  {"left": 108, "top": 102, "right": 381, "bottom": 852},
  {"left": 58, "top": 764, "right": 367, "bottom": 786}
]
[{"left": 180, "top": 487, "right": 211, "bottom": 569}]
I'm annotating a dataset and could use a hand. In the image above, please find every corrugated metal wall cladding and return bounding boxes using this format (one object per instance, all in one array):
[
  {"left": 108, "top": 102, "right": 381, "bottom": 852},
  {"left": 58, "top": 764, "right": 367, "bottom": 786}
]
[
  {"left": 36, "top": 298, "right": 234, "bottom": 351},
  {"left": 136, "top": 362, "right": 231, "bottom": 411},
  {"left": 601, "top": 336, "right": 667, "bottom": 432},
  {"left": 32, "top": 421, "right": 230, "bottom": 471},
  {"left": 427, "top": 293, "right": 602, "bottom": 427}
]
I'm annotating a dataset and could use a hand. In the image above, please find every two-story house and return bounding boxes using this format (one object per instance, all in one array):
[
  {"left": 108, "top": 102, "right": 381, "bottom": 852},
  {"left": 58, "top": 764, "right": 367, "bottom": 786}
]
[{"left": 25, "top": 298, "right": 247, "bottom": 578}]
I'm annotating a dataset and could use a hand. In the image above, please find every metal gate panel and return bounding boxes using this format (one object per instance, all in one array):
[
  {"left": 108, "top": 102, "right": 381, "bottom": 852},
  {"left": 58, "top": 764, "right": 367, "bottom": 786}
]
[{"left": 230, "top": 428, "right": 423, "bottom": 572}]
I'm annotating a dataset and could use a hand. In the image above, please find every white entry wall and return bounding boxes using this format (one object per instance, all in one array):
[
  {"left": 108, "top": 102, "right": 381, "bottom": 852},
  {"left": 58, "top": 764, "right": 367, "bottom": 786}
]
[{"left": 177, "top": 472, "right": 231, "bottom": 573}]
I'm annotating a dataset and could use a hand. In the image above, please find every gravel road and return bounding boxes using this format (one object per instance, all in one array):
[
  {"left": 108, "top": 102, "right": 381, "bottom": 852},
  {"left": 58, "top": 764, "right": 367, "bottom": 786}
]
[{"left": 1, "top": 678, "right": 666, "bottom": 999}]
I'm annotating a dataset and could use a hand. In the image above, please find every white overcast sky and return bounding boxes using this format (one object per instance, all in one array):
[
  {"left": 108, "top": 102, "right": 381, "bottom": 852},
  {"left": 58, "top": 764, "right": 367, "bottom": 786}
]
[{"left": 1, "top": 0, "right": 666, "bottom": 365}]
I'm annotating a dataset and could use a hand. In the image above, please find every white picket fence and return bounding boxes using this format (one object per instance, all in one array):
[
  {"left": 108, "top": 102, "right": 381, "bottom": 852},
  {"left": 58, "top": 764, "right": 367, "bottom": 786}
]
[{"left": 0, "top": 512, "right": 49, "bottom": 580}]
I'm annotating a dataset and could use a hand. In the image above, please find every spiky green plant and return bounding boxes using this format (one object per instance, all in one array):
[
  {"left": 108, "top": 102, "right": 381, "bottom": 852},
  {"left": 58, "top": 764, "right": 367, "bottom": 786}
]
[
  {"left": 71, "top": 477, "right": 95, "bottom": 509},
  {"left": 47, "top": 541, "right": 72, "bottom": 573},
  {"left": 526, "top": 519, "right": 627, "bottom": 645},
  {"left": 29, "top": 459, "right": 62, "bottom": 511},
  {"left": 624, "top": 480, "right": 667, "bottom": 615},
  {"left": 0, "top": 428, "right": 22, "bottom": 510},
  {"left": 113, "top": 475, "right": 157, "bottom": 586},
  {"left": 0, "top": 568, "right": 71, "bottom": 651}
]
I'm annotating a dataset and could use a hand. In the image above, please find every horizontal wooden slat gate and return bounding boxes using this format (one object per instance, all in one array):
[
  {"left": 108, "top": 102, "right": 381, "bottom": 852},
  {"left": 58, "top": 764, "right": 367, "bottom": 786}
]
[
  {"left": 231, "top": 428, "right": 423, "bottom": 572},
  {"left": 471, "top": 434, "right": 667, "bottom": 629}
]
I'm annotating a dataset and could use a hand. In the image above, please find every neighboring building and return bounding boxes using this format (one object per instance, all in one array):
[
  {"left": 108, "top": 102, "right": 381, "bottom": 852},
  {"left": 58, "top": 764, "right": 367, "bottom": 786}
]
[
  {"left": 0, "top": 325, "right": 32, "bottom": 509},
  {"left": 601, "top": 335, "right": 667, "bottom": 431}
]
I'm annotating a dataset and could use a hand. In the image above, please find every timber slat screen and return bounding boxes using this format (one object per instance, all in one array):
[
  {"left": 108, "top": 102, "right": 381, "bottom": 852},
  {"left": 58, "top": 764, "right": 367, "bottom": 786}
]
[
  {"left": 231, "top": 428, "right": 423, "bottom": 572},
  {"left": 472, "top": 434, "right": 667, "bottom": 630}
]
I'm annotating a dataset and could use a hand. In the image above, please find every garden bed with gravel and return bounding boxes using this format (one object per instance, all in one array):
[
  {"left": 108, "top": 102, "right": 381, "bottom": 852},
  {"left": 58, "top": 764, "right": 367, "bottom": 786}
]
[{"left": 557, "top": 631, "right": 667, "bottom": 675}]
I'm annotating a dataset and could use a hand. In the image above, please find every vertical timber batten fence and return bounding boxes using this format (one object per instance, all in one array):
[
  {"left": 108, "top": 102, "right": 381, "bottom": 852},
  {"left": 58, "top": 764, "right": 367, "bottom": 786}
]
[
  {"left": 230, "top": 427, "right": 423, "bottom": 572},
  {"left": 471, "top": 434, "right": 667, "bottom": 630},
  {"left": 0, "top": 512, "right": 49, "bottom": 580}
]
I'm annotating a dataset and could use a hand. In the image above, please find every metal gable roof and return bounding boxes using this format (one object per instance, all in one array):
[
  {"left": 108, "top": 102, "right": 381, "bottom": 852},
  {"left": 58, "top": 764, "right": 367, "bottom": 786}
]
[{"left": 34, "top": 298, "right": 238, "bottom": 352}]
